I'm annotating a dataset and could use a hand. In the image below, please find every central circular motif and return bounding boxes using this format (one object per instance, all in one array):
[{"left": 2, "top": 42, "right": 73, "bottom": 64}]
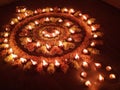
[
  {"left": 40, "top": 26, "right": 61, "bottom": 38},
  {"left": 14, "top": 15, "right": 85, "bottom": 57}
]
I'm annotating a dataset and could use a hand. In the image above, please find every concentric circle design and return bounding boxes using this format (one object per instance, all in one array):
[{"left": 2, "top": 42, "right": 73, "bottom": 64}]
[
  {"left": 0, "top": 7, "right": 103, "bottom": 69},
  {"left": 0, "top": 6, "right": 118, "bottom": 89}
]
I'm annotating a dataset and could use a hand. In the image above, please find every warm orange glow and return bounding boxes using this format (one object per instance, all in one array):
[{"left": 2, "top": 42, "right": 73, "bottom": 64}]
[
  {"left": 98, "top": 74, "right": 104, "bottom": 82},
  {"left": 85, "top": 80, "right": 91, "bottom": 87},
  {"left": 36, "top": 42, "right": 41, "bottom": 47},
  {"left": 31, "top": 59, "right": 37, "bottom": 65},
  {"left": 55, "top": 60, "right": 60, "bottom": 67},
  {"left": 34, "top": 20, "right": 39, "bottom": 25},
  {"left": 58, "top": 19, "right": 63, "bottom": 22},
  {"left": 83, "top": 49, "right": 89, "bottom": 54},
  {"left": 91, "top": 26, "right": 96, "bottom": 31},
  {"left": 42, "top": 60, "right": 48, "bottom": 66},
  {"left": 95, "top": 63, "right": 101, "bottom": 68},
  {"left": 11, "top": 54, "right": 18, "bottom": 58},
  {"left": 26, "top": 37, "right": 32, "bottom": 43},
  {"left": 46, "top": 44, "right": 51, "bottom": 49},
  {"left": 10, "top": 21, "right": 15, "bottom": 25},
  {"left": 82, "top": 15, "right": 88, "bottom": 20},
  {"left": 20, "top": 58, "right": 27, "bottom": 63},
  {"left": 9, "top": 48, "right": 13, "bottom": 53},
  {"left": 81, "top": 71, "right": 87, "bottom": 78},
  {"left": 67, "top": 37, "right": 72, "bottom": 41},
  {"left": 69, "top": 29, "right": 75, "bottom": 34},
  {"left": 106, "top": 66, "right": 112, "bottom": 71},
  {"left": 65, "top": 22, "right": 71, "bottom": 27},
  {"left": 3, "top": 38, "right": 8, "bottom": 43},
  {"left": 82, "top": 61, "right": 88, "bottom": 68},
  {"left": 93, "top": 34, "right": 98, "bottom": 38},
  {"left": 75, "top": 53, "right": 79, "bottom": 60},
  {"left": 109, "top": 74, "right": 116, "bottom": 79},
  {"left": 4, "top": 32, "right": 9, "bottom": 37},
  {"left": 69, "top": 8, "right": 75, "bottom": 13},
  {"left": 45, "top": 17, "right": 50, "bottom": 22},
  {"left": 58, "top": 41, "right": 63, "bottom": 47}
]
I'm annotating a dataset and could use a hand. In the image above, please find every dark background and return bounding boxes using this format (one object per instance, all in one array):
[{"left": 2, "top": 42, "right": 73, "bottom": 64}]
[{"left": 0, "top": 0, "right": 120, "bottom": 90}]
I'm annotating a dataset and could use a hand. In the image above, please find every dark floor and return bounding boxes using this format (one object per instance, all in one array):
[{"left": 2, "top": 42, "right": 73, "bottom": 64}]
[{"left": 0, "top": 0, "right": 120, "bottom": 90}]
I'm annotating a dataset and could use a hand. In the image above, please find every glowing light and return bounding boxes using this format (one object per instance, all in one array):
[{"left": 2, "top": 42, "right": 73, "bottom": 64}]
[
  {"left": 20, "top": 58, "right": 27, "bottom": 63},
  {"left": 36, "top": 42, "right": 41, "bottom": 47},
  {"left": 82, "top": 15, "right": 88, "bottom": 20},
  {"left": 69, "top": 29, "right": 75, "bottom": 34},
  {"left": 26, "top": 37, "right": 32, "bottom": 43},
  {"left": 11, "top": 54, "right": 18, "bottom": 58},
  {"left": 85, "top": 80, "right": 91, "bottom": 87},
  {"left": 45, "top": 17, "right": 50, "bottom": 22},
  {"left": 58, "top": 19, "right": 63, "bottom": 22},
  {"left": 4, "top": 32, "right": 9, "bottom": 37},
  {"left": 42, "top": 60, "right": 48, "bottom": 66},
  {"left": 24, "top": 12, "right": 28, "bottom": 17},
  {"left": 58, "top": 41, "right": 63, "bottom": 47},
  {"left": 3, "top": 44, "right": 9, "bottom": 48},
  {"left": 93, "top": 34, "right": 98, "bottom": 38},
  {"left": 67, "top": 37, "right": 72, "bottom": 41},
  {"left": 82, "top": 61, "right": 88, "bottom": 68},
  {"left": 63, "top": 8, "right": 68, "bottom": 12},
  {"left": 90, "top": 42, "right": 95, "bottom": 47},
  {"left": 65, "top": 22, "right": 71, "bottom": 27},
  {"left": 106, "top": 66, "right": 112, "bottom": 71},
  {"left": 34, "top": 20, "right": 39, "bottom": 25},
  {"left": 69, "top": 8, "right": 75, "bottom": 13},
  {"left": 91, "top": 26, "right": 96, "bottom": 31},
  {"left": 10, "top": 21, "right": 15, "bottom": 25},
  {"left": 9, "top": 48, "right": 13, "bottom": 53},
  {"left": 28, "top": 25, "right": 33, "bottom": 30},
  {"left": 109, "top": 74, "right": 116, "bottom": 79},
  {"left": 55, "top": 60, "right": 60, "bottom": 67},
  {"left": 82, "top": 49, "right": 89, "bottom": 54},
  {"left": 79, "top": 13, "right": 82, "bottom": 16},
  {"left": 75, "top": 53, "right": 79, "bottom": 60},
  {"left": 55, "top": 30, "right": 60, "bottom": 35},
  {"left": 98, "top": 74, "right": 104, "bottom": 82},
  {"left": 87, "top": 20, "right": 92, "bottom": 25},
  {"left": 49, "top": 8, "right": 53, "bottom": 11},
  {"left": 3, "top": 38, "right": 8, "bottom": 43},
  {"left": 46, "top": 44, "right": 51, "bottom": 49},
  {"left": 81, "top": 71, "right": 87, "bottom": 78},
  {"left": 17, "top": 16, "right": 22, "bottom": 20},
  {"left": 31, "top": 59, "right": 37, "bottom": 65},
  {"left": 95, "top": 63, "right": 101, "bottom": 68}
]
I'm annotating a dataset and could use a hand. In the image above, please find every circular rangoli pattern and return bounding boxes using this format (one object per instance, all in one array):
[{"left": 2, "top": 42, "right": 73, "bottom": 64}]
[{"left": 0, "top": 6, "right": 118, "bottom": 89}]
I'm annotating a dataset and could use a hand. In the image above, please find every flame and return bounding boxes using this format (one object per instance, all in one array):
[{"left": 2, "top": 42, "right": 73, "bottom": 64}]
[
  {"left": 81, "top": 71, "right": 87, "bottom": 78},
  {"left": 4, "top": 32, "right": 9, "bottom": 37},
  {"left": 31, "top": 59, "right": 37, "bottom": 65},
  {"left": 55, "top": 60, "right": 60, "bottom": 67},
  {"left": 85, "top": 80, "right": 91, "bottom": 87},
  {"left": 75, "top": 53, "right": 79, "bottom": 59},
  {"left": 69, "top": 29, "right": 75, "bottom": 34},
  {"left": 82, "top": 61, "right": 88, "bottom": 68},
  {"left": 36, "top": 42, "right": 41, "bottom": 47},
  {"left": 3, "top": 38, "right": 8, "bottom": 43},
  {"left": 109, "top": 74, "right": 116, "bottom": 79},
  {"left": 83, "top": 49, "right": 88, "bottom": 54},
  {"left": 98, "top": 74, "right": 104, "bottom": 82},
  {"left": 46, "top": 44, "right": 51, "bottom": 49},
  {"left": 20, "top": 58, "right": 27, "bottom": 63},
  {"left": 106, "top": 66, "right": 112, "bottom": 71},
  {"left": 11, "top": 54, "right": 18, "bottom": 58},
  {"left": 58, "top": 41, "right": 63, "bottom": 47},
  {"left": 95, "top": 63, "right": 101, "bottom": 68},
  {"left": 42, "top": 60, "right": 48, "bottom": 66},
  {"left": 69, "top": 8, "right": 75, "bottom": 13}
]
